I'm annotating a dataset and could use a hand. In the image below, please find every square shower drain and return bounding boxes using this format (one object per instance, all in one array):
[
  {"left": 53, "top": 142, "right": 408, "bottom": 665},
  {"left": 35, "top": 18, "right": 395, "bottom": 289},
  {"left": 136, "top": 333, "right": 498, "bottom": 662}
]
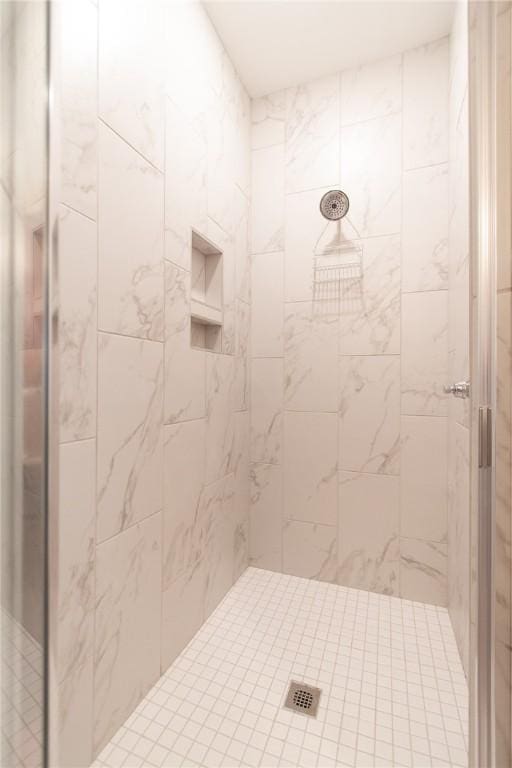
[{"left": 284, "top": 681, "right": 321, "bottom": 717}]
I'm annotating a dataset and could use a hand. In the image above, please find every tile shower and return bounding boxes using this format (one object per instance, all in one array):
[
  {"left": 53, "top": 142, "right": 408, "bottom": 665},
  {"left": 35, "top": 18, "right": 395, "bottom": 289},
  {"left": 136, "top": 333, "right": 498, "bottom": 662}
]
[{"left": 56, "top": 1, "right": 470, "bottom": 766}]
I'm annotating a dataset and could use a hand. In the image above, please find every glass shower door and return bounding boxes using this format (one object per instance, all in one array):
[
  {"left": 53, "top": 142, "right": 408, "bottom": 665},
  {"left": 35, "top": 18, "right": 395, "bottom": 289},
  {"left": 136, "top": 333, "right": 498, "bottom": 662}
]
[
  {"left": 469, "top": 3, "right": 512, "bottom": 766},
  {"left": 0, "top": 2, "right": 50, "bottom": 766}
]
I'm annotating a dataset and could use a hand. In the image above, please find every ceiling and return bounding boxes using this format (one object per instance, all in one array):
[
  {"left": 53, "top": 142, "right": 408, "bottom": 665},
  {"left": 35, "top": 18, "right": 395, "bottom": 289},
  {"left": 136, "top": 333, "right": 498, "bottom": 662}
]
[{"left": 202, "top": 0, "right": 455, "bottom": 97}]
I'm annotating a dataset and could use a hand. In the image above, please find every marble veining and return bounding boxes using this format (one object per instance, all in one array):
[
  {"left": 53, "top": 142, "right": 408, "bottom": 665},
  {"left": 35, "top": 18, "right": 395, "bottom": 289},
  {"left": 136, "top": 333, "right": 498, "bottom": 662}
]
[
  {"left": 61, "top": 0, "right": 97, "bottom": 219},
  {"left": 98, "top": 124, "right": 164, "bottom": 342},
  {"left": 403, "top": 37, "right": 449, "bottom": 170},
  {"left": 205, "top": 353, "right": 235, "bottom": 485},
  {"left": 59, "top": 205, "right": 97, "bottom": 442},
  {"left": 283, "top": 412, "right": 338, "bottom": 526},
  {"left": 338, "top": 471, "right": 399, "bottom": 596},
  {"left": 403, "top": 164, "right": 449, "bottom": 292},
  {"left": 284, "top": 302, "right": 338, "bottom": 412},
  {"left": 58, "top": 1, "right": 252, "bottom": 763},
  {"left": 285, "top": 74, "right": 340, "bottom": 194},
  {"left": 282, "top": 520, "right": 337, "bottom": 582},
  {"left": 400, "top": 536, "right": 448, "bottom": 606},
  {"left": 340, "top": 113, "right": 401, "bottom": 238},
  {"left": 251, "top": 144, "right": 285, "bottom": 254},
  {"left": 94, "top": 514, "right": 162, "bottom": 754},
  {"left": 339, "top": 355, "right": 400, "bottom": 475},
  {"left": 164, "top": 98, "right": 207, "bottom": 271},
  {"left": 338, "top": 234, "right": 400, "bottom": 355},
  {"left": 99, "top": 0, "right": 165, "bottom": 170},
  {"left": 401, "top": 290, "right": 448, "bottom": 417},
  {"left": 162, "top": 419, "right": 206, "bottom": 590},
  {"left": 96, "top": 333, "right": 163, "bottom": 543},
  {"left": 251, "top": 90, "right": 286, "bottom": 150},
  {"left": 164, "top": 262, "right": 206, "bottom": 424},
  {"left": 249, "top": 463, "right": 283, "bottom": 571},
  {"left": 341, "top": 53, "right": 402, "bottom": 126},
  {"left": 250, "top": 358, "right": 283, "bottom": 465}
]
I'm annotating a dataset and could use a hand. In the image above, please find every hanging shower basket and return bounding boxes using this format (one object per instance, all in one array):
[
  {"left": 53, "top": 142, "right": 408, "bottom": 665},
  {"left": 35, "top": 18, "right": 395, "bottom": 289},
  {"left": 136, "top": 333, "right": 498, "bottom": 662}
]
[{"left": 313, "top": 193, "right": 363, "bottom": 310}]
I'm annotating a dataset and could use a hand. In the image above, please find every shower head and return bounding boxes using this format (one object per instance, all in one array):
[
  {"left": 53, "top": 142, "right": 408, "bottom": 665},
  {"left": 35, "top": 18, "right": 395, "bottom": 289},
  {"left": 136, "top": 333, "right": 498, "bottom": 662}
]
[{"left": 319, "top": 189, "right": 349, "bottom": 221}]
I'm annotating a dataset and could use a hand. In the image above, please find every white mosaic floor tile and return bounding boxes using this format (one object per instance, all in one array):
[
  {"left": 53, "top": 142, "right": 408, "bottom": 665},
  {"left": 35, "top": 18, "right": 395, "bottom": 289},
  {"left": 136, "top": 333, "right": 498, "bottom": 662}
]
[
  {"left": 1, "top": 609, "right": 44, "bottom": 768},
  {"left": 93, "top": 567, "right": 468, "bottom": 768}
]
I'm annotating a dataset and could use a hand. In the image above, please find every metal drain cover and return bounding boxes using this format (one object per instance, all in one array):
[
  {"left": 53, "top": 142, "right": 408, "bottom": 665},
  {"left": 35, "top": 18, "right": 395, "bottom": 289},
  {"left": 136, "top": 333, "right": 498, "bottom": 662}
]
[{"left": 284, "top": 681, "right": 321, "bottom": 717}]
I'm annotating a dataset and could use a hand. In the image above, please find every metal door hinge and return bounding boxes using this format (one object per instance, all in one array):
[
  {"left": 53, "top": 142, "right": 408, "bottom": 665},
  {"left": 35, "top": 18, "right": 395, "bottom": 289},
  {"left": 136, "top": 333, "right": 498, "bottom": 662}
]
[{"left": 479, "top": 406, "right": 493, "bottom": 468}]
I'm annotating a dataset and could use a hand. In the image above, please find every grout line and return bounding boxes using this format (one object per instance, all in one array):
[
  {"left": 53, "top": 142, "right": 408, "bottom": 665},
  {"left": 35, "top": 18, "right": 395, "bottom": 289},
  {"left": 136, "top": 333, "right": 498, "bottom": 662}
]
[
  {"left": 96, "top": 328, "right": 164, "bottom": 345},
  {"left": 98, "top": 117, "right": 164, "bottom": 175},
  {"left": 60, "top": 200, "right": 96, "bottom": 223}
]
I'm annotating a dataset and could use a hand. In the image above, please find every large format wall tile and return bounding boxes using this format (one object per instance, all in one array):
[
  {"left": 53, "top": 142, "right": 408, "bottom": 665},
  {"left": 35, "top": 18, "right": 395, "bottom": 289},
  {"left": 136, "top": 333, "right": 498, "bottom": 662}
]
[
  {"left": 400, "top": 536, "right": 447, "bottom": 606},
  {"left": 59, "top": 1, "right": 252, "bottom": 761},
  {"left": 234, "top": 299, "right": 250, "bottom": 412},
  {"left": 339, "top": 234, "right": 400, "bottom": 355},
  {"left": 401, "top": 290, "right": 448, "bottom": 416},
  {"left": 232, "top": 411, "right": 250, "bottom": 502},
  {"left": 99, "top": 0, "right": 164, "bottom": 169},
  {"left": 232, "top": 413, "right": 250, "bottom": 582},
  {"left": 341, "top": 53, "right": 401, "bottom": 126},
  {"left": 205, "top": 353, "right": 235, "bottom": 484},
  {"left": 164, "top": 98, "right": 207, "bottom": 271},
  {"left": 207, "top": 88, "right": 237, "bottom": 237},
  {"left": 251, "top": 358, "right": 283, "bottom": 465},
  {"left": 251, "top": 144, "right": 285, "bottom": 254},
  {"left": 338, "top": 471, "right": 399, "bottom": 595},
  {"left": 283, "top": 520, "right": 337, "bottom": 581},
  {"left": 58, "top": 439, "right": 95, "bottom": 767},
  {"left": 207, "top": 218, "right": 236, "bottom": 355},
  {"left": 403, "top": 37, "right": 449, "bottom": 170},
  {"left": 98, "top": 124, "right": 164, "bottom": 341},
  {"left": 94, "top": 513, "right": 162, "bottom": 753},
  {"left": 402, "top": 164, "right": 449, "bottom": 292},
  {"left": 284, "top": 302, "right": 338, "bottom": 412},
  {"left": 163, "top": 419, "right": 206, "bottom": 589},
  {"left": 340, "top": 113, "right": 401, "bottom": 238},
  {"left": 285, "top": 73, "right": 340, "bottom": 193},
  {"left": 283, "top": 412, "right": 337, "bottom": 526},
  {"left": 164, "top": 0, "right": 215, "bottom": 137},
  {"left": 339, "top": 356, "right": 400, "bottom": 475},
  {"left": 249, "top": 463, "right": 283, "bottom": 571},
  {"left": 251, "top": 251, "right": 284, "bottom": 357},
  {"left": 164, "top": 263, "right": 206, "bottom": 423},
  {"left": 59, "top": 206, "right": 97, "bottom": 443},
  {"left": 61, "top": 0, "right": 97, "bottom": 218},
  {"left": 234, "top": 188, "right": 250, "bottom": 304},
  {"left": 203, "top": 475, "right": 237, "bottom": 618},
  {"left": 401, "top": 415, "right": 448, "bottom": 542},
  {"left": 97, "top": 333, "right": 163, "bottom": 543},
  {"left": 251, "top": 91, "right": 286, "bottom": 150},
  {"left": 161, "top": 560, "right": 206, "bottom": 673}
]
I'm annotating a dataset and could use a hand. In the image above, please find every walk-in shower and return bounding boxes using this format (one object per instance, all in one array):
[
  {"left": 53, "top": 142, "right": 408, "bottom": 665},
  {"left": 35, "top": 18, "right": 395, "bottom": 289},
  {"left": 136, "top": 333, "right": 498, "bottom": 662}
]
[{"left": 0, "top": 2, "right": 511, "bottom": 767}]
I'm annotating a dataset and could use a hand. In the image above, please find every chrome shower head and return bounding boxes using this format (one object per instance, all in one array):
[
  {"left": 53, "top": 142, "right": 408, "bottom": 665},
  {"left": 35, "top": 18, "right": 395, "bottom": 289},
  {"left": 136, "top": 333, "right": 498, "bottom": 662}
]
[{"left": 319, "top": 190, "right": 349, "bottom": 221}]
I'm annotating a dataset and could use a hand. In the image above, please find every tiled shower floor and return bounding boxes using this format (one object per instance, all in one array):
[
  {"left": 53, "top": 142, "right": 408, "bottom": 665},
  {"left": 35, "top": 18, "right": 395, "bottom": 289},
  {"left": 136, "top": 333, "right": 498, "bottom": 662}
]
[{"left": 94, "top": 568, "right": 468, "bottom": 768}]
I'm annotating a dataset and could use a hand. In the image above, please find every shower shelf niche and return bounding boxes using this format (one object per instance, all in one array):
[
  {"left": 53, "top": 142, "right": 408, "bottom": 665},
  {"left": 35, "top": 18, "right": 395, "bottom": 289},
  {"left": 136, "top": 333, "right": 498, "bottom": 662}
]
[{"left": 190, "top": 229, "right": 223, "bottom": 351}]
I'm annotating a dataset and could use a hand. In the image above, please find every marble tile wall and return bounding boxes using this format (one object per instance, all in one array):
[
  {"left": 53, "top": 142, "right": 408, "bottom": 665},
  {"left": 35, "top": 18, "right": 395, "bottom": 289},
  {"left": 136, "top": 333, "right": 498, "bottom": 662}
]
[
  {"left": 447, "top": 0, "right": 471, "bottom": 679},
  {"left": 495, "top": 4, "right": 512, "bottom": 761},
  {"left": 249, "top": 36, "right": 457, "bottom": 608},
  {"left": 58, "top": 1, "right": 250, "bottom": 764}
]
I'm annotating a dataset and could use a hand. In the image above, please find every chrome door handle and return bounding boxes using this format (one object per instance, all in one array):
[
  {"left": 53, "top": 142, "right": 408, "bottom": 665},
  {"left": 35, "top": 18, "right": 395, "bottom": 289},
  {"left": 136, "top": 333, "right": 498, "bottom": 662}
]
[{"left": 443, "top": 381, "right": 471, "bottom": 399}]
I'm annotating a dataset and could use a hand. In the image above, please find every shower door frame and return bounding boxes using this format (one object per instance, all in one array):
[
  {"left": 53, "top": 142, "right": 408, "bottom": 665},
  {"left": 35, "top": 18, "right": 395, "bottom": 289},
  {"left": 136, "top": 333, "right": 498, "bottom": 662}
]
[
  {"left": 468, "top": 2, "right": 497, "bottom": 767},
  {"left": 46, "top": 0, "right": 60, "bottom": 765}
]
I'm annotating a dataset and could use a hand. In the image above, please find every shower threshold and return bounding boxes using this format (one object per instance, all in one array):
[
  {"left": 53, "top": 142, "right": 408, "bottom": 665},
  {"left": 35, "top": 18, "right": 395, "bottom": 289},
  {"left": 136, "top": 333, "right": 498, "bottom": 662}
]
[{"left": 93, "top": 568, "right": 468, "bottom": 768}]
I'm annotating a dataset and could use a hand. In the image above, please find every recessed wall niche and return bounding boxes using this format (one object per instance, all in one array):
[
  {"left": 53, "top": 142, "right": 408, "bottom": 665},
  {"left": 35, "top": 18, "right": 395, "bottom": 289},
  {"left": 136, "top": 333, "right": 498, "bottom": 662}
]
[{"left": 190, "top": 230, "right": 223, "bottom": 352}]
